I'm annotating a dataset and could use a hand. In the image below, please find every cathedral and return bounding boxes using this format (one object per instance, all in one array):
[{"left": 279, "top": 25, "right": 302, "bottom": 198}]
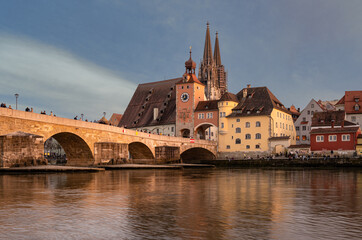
[
  {"left": 199, "top": 22, "right": 228, "bottom": 100},
  {"left": 119, "top": 23, "right": 227, "bottom": 140}
]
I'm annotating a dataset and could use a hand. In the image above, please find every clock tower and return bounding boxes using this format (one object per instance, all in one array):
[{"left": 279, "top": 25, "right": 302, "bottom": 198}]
[{"left": 176, "top": 48, "right": 205, "bottom": 138}]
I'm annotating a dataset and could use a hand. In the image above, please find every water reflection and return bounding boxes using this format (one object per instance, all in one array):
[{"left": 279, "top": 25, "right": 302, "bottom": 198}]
[{"left": 0, "top": 169, "right": 361, "bottom": 239}]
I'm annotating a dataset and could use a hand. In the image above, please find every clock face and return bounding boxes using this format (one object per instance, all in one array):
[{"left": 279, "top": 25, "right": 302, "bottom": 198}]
[{"left": 181, "top": 92, "right": 189, "bottom": 102}]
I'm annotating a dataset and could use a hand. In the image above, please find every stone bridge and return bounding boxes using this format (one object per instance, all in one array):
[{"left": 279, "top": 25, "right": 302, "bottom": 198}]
[{"left": 0, "top": 108, "right": 217, "bottom": 166}]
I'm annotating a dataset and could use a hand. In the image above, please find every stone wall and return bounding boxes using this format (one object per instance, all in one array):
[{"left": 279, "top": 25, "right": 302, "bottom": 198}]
[
  {"left": 94, "top": 142, "right": 129, "bottom": 164},
  {"left": 0, "top": 132, "right": 46, "bottom": 167},
  {"left": 155, "top": 146, "right": 180, "bottom": 164}
]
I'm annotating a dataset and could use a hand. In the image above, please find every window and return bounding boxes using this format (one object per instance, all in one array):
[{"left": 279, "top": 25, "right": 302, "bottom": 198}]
[
  {"left": 235, "top": 127, "right": 241, "bottom": 133},
  {"left": 206, "top": 131, "right": 208, "bottom": 135},
  {"left": 255, "top": 145, "right": 260, "bottom": 149},
  {"left": 355, "top": 104, "right": 360, "bottom": 111},
  {"left": 207, "top": 113, "right": 213, "bottom": 119},
  {"left": 221, "top": 123, "right": 224, "bottom": 128},
  {"left": 328, "top": 135, "right": 337, "bottom": 142},
  {"left": 223, "top": 112, "right": 226, "bottom": 117},
  {"left": 245, "top": 134, "right": 251, "bottom": 139},
  {"left": 311, "top": 111, "right": 314, "bottom": 115},
  {"left": 246, "top": 122, "right": 250, "bottom": 128},
  {"left": 351, "top": 116, "right": 356, "bottom": 122},
  {"left": 198, "top": 113, "right": 204, "bottom": 119},
  {"left": 342, "top": 134, "right": 350, "bottom": 141},
  {"left": 277, "top": 112, "right": 279, "bottom": 117},
  {"left": 220, "top": 112, "right": 223, "bottom": 118},
  {"left": 255, "top": 133, "right": 261, "bottom": 139},
  {"left": 226, "top": 145, "right": 230, "bottom": 149},
  {"left": 316, "top": 135, "right": 324, "bottom": 142},
  {"left": 311, "top": 104, "right": 314, "bottom": 108},
  {"left": 256, "top": 121, "right": 261, "bottom": 127},
  {"left": 302, "top": 126, "right": 306, "bottom": 131},
  {"left": 236, "top": 119, "right": 240, "bottom": 122},
  {"left": 187, "top": 85, "right": 189, "bottom": 89},
  {"left": 280, "top": 122, "right": 282, "bottom": 128},
  {"left": 296, "top": 135, "right": 300, "bottom": 140},
  {"left": 211, "top": 132, "right": 214, "bottom": 136},
  {"left": 226, "top": 102, "right": 228, "bottom": 105},
  {"left": 171, "top": 127, "right": 174, "bottom": 132},
  {"left": 355, "top": 98, "right": 360, "bottom": 102},
  {"left": 308, "top": 110, "right": 310, "bottom": 115},
  {"left": 232, "top": 124, "right": 234, "bottom": 128},
  {"left": 246, "top": 145, "right": 250, "bottom": 149},
  {"left": 235, "top": 138, "right": 241, "bottom": 144},
  {"left": 302, "top": 135, "right": 306, "bottom": 141},
  {"left": 303, "top": 117, "right": 306, "bottom": 122},
  {"left": 276, "top": 123, "right": 278, "bottom": 128}
]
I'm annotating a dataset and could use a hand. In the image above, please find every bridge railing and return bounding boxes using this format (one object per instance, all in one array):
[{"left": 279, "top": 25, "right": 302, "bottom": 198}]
[{"left": 0, "top": 108, "right": 217, "bottom": 146}]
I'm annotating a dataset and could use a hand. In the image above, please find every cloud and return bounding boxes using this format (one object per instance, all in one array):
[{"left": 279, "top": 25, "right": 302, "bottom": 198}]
[{"left": 0, "top": 33, "right": 136, "bottom": 120}]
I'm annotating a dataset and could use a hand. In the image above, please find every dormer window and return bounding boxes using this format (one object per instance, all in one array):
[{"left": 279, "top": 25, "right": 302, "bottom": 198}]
[
  {"left": 355, "top": 98, "right": 359, "bottom": 103},
  {"left": 355, "top": 104, "right": 360, "bottom": 111},
  {"left": 247, "top": 111, "right": 251, "bottom": 114}
]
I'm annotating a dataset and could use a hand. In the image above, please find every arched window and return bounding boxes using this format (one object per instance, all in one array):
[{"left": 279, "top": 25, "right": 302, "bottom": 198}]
[
  {"left": 256, "top": 121, "right": 261, "bottom": 127},
  {"left": 245, "top": 134, "right": 251, "bottom": 139},
  {"left": 245, "top": 122, "right": 250, "bottom": 128},
  {"left": 235, "top": 138, "right": 241, "bottom": 144},
  {"left": 235, "top": 127, "right": 241, "bottom": 133},
  {"left": 255, "top": 133, "right": 261, "bottom": 139}
]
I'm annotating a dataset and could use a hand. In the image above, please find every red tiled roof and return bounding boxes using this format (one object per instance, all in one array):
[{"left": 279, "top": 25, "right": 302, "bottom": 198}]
[
  {"left": 336, "top": 95, "right": 345, "bottom": 105},
  {"left": 219, "top": 92, "right": 238, "bottom": 102},
  {"left": 195, "top": 100, "right": 219, "bottom": 111},
  {"left": 311, "top": 110, "right": 345, "bottom": 127},
  {"left": 310, "top": 126, "right": 360, "bottom": 134},
  {"left": 109, "top": 113, "right": 123, "bottom": 126}
]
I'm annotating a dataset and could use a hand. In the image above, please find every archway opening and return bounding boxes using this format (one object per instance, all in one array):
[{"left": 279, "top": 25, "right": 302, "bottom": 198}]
[
  {"left": 44, "top": 137, "right": 66, "bottom": 165},
  {"left": 180, "top": 129, "right": 190, "bottom": 138},
  {"left": 129, "top": 142, "right": 154, "bottom": 163},
  {"left": 181, "top": 147, "right": 216, "bottom": 163},
  {"left": 194, "top": 123, "right": 218, "bottom": 140},
  {"left": 45, "top": 132, "right": 94, "bottom": 166}
]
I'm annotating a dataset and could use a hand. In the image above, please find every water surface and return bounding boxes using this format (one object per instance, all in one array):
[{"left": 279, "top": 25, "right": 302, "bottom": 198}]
[{"left": 0, "top": 169, "right": 361, "bottom": 239}]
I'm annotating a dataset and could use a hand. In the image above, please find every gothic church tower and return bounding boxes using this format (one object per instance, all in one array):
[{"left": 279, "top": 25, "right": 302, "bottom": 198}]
[{"left": 198, "top": 23, "right": 227, "bottom": 100}]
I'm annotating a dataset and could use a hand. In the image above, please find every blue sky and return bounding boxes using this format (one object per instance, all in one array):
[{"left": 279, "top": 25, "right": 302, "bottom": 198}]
[{"left": 1, "top": 0, "right": 362, "bottom": 120}]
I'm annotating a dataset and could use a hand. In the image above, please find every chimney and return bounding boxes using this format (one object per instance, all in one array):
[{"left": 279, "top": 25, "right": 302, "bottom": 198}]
[
  {"left": 341, "top": 120, "right": 345, "bottom": 128},
  {"left": 243, "top": 89, "right": 247, "bottom": 98},
  {"left": 331, "top": 120, "right": 335, "bottom": 128},
  {"left": 297, "top": 108, "right": 300, "bottom": 112},
  {"left": 153, "top": 108, "right": 158, "bottom": 120},
  {"left": 247, "top": 84, "right": 251, "bottom": 88}
]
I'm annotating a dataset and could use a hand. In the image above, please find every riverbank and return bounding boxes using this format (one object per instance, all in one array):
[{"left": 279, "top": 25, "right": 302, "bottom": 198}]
[
  {"left": 185, "top": 157, "right": 362, "bottom": 168},
  {"left": 0, "top": 165, "right": 105, "bottom": 173}
]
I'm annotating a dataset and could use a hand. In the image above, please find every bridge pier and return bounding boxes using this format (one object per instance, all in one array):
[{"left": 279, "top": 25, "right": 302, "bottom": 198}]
[
  {"left": 155, "top": 146, "right": 180, "bottom": 164},
  {"left": 94, "top": 142, "right": 128, "bottom": 165},
  {"left": 0, "top": 131, "right": 46, "bottom": 167}
]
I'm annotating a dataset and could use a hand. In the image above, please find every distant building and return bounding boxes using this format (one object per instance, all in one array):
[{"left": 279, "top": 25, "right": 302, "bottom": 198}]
[
  {"left": 109, "top": 113, "right": 123, "bottom": 126},
  {"left": 198, "top": 23, "right": 227, "bottom": 100},
  {"left": 335, "top": 91, "right": 362, "bottom": 126},
  {"left": 218, "top": 85, "right": 296, "bottom": 158},
  {"left": 310, "top": 111, "right": 360, "bottom": 155},
  {"left": 294, "top": 99, "right": 325, "bottom": 145},
  {"left": 288, "top": 105, "right": 300, "bottom": 122},
  {"left": 357, "top": 134, "right": 362, "bottom": 156}
]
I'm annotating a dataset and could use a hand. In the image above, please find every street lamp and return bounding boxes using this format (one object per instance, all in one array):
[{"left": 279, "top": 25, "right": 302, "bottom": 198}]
[
  {"left": 14, "top": 93, "right": 19, "bottom": 110},
  {"left": 81, "top": 114, "right": 84, "bottom": 120}
]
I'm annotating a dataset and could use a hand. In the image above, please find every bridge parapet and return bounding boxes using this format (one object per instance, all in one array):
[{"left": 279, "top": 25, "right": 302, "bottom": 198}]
[{"left": 0, "top": 108, "right": 216, "bottom": 146}]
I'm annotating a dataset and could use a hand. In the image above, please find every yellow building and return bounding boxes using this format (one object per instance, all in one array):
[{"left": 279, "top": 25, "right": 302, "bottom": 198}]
[
  {"left": 357, "top": 134, "right": 362, "bottom": 156},
  {"left": 218, "top": 86, "right": 296, "bottom": 158}
]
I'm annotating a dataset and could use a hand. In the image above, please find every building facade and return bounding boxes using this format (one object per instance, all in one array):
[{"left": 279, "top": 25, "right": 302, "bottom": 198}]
[
  {"left": 218, "top": 86, "right": 296, "bottom": 158},
  {"left": 336, "top": 91, "right": 362, "bottom": 126},
  {"left": 294, "top": 99, "right": 325, "bottom": 145},
  {"left": 310, "top": 111, "right": 361, "bottom": 155}
]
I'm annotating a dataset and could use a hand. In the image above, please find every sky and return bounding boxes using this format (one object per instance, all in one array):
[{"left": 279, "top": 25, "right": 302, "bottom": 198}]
[{"left": 1, "top": 0, "right": 362, "bottom": 120}]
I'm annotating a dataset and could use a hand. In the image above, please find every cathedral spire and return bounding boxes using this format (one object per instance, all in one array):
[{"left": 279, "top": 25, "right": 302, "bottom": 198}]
[
  {"left": 214, "top": 31, "right": 221, "bottom": 66},
  {"left": 203, "top": 22, "right": 213, "bottom": 65}
]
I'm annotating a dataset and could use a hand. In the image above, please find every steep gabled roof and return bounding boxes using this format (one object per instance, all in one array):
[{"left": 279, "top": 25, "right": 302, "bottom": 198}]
[
  {"left": 118, "top": 78, "right": 181, "bottom": 128},
  {"left": 227, "top": 87, "right": 290, "bottom": 117},
  {"left": 195, "top": 100, "right": 219, "bottom": 112},
  {"left": 219, "top": 92, "right": 238, "bottom": 102},
  {"left": 109, "top": 113, "right": 123, "bottom": 126},
  {"left": 311, "top": 111, "right": 345, "bottom": 127},
  {"left": 336, "top": 95, "right": 345, "bottom": 105}
]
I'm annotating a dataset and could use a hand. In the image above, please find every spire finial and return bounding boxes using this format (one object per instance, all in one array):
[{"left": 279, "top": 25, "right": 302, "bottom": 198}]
[
  {"left": 207, "top": 21, "right": 210, "bottom": 27},
  {"left": 189, "top": 46, "right": 192, "bottom": 58}
]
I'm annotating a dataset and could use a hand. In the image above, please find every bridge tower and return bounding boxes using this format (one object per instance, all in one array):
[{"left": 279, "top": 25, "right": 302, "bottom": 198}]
[{"left": 175, "top": 48, "right": 205, "bottom": 138}]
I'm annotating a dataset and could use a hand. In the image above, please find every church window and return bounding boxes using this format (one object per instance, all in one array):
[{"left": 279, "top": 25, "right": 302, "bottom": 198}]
[
  {"left": 245, "top": 122, "right": 250, "bottom": 128},
  {"left": 236, "top": 128, "right": 241, "bottom": 133},
  {"left": 235, "top": 138, "right": 241, "bottom": 144}
]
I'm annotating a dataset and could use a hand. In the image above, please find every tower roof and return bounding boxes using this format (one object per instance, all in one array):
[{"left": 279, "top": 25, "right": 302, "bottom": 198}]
[
  {"left": 214, "top": 32, "right": 221, "bottom": 66},
  {"left": 185, "top": 47, "right": 196, "bottom": 71},
  {"left": 203, "top": 22, "right": 213, "bottom": 65}
]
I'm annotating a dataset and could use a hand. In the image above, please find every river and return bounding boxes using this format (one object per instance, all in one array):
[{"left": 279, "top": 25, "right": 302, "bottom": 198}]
[{"left": 0, "top": 168, "right": 361, "bottom": 239}]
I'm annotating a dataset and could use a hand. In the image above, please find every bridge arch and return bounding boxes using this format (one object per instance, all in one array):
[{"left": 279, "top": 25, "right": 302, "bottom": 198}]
[
  {"left": 129, "top": 141, "right": 154, "bottom": 162},
  {"left": 181, "top": 147, "right": 216, "bottom": 162},
  {"left": 194, "top": 122, "right": 218, "bottom": 140},
  {"left": 47, "top": 132, "right": 94, "bottom": 166}
]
